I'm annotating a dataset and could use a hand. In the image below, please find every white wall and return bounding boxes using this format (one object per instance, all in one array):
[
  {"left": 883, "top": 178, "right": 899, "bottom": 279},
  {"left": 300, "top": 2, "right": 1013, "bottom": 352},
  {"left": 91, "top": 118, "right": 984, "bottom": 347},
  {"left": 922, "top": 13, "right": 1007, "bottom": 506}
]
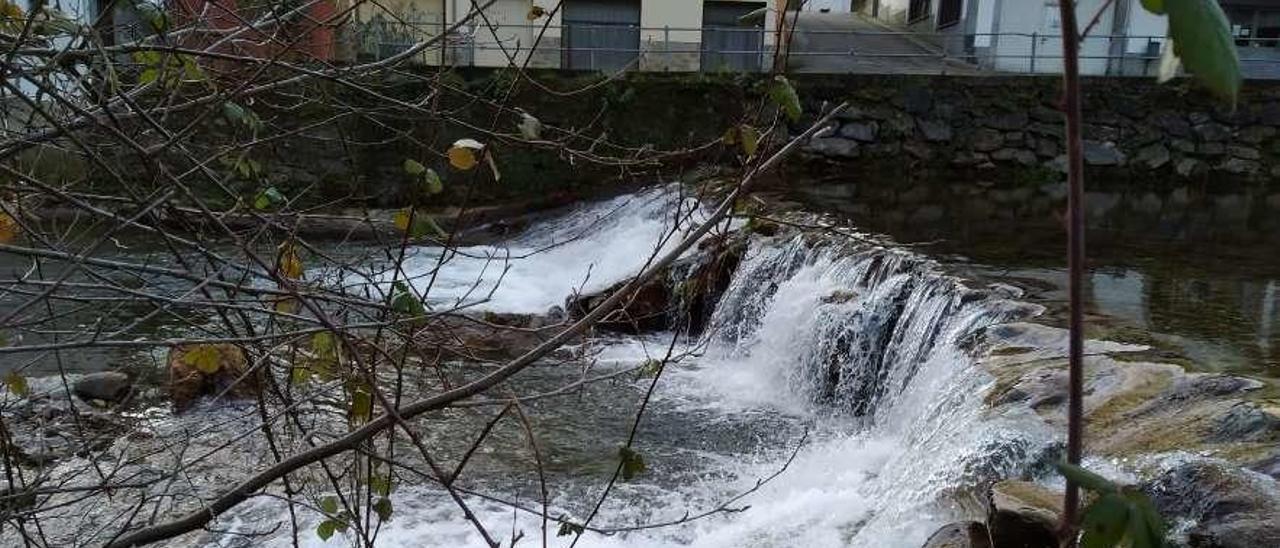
[{"left": 991, "top": 0, "right": 1116, "bottom": 75}]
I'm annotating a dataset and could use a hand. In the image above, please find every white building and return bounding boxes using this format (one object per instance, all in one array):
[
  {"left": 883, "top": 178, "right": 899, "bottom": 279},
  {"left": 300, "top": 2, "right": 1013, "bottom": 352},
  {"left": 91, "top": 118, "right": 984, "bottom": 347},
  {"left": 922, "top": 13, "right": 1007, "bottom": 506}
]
[{"left": 860, "top": 0, "right": 1280, "bottom": 78}]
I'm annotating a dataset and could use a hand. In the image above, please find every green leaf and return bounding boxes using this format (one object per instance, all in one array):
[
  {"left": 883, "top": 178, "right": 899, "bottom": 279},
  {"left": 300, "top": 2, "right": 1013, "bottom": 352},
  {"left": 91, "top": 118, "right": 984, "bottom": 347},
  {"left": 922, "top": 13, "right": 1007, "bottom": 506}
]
[
  {"left": 1124, "top": 488, "right": 1167, "bottom": 548},
  {"left": 557, "top": 520, "right": 584, "bottom": 537},
  {"left": 370, "top": 474, "right": 392, "bottom": 497},
  {"left": 350, "top": 387, "right": 372, "bottom": 422},
  {"left": 390, "top": 281, "right": 427, "bottom": 317},
  {"left": 3, "top": 371, "right": 29, "bottom": 397},
  {"left": 1164, "top": 0, "right": 1241, "bottom": 104},
  {"left": 403, "top": 158, "right": 426, "bottom": 175},
  {"left": 1057, "top": 462, "right": 1119, "bottom": 494},
  {"left": 373, "top": 497, "right": 393, "bottom": 522},
  {"left": 139, "top": 69, "right": 158, "bottom": 85},
  {"left": 253, "top": 187, "right": 285, "bottom": 210},
  {"left": 618, "top": 446, "right": 646, "bottom": 481},
  {"left": 131, "top": 0, "right": 168, "bottom": 32},
  {"left": 636, "top": 359, "right": 663, "bottom": 379},
  {"left": 518, "top": 112, "right": 542, "bottom": 140},
  {"left": 222, "top": 101, "right": 262, "bottom": 132},
  {"left": 739, "top": 125, "right": 761, "bottom": 156},
  {"left": 319, "top": 496, "right": 339, "bottom": 515},
  {"left": 423, "top": 168, "right": 443, "bottom": 195},
  {"left": 1141, "top": 0, "right": 1165, "bottom": 15},
  {"left": 393, "top": 209, "right": 447, "bottom": 239},
  {"left": 767, "top": 76, "right": 802, "bottom": 122},
  {"left": 1081, "top": 493, "right": 1130, "bottom": 548},
  {"left": 316, "top": 519, "right": 337, "bottom": 541}
]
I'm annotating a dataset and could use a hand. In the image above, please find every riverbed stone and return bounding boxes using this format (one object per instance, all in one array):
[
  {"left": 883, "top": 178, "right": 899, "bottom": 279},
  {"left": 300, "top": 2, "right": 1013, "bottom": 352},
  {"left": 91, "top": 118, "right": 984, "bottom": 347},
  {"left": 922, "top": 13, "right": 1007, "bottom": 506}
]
[
  {"left": 1175, "top": 157, "right": 1206, "bottom": 177},
  {"left": 806, "top": 137, "right": 859, "bottom": 158},
  {"left": 918, "top": 119, "right": 953, "bottom": 142},
  {"left": 1228, "top": 145, "right": 1262, "bottom": 160},
  {"left": 168, "top": 343, "right": 259, "bottom": 412},
  {"left": 1218, "top": 157, "right": 1262, "bottom": 176},
  {"left": 1144, "top": 461, "right": 1280, "bottom": 548},
  {"left": 839, "top": 121, "right": 878, "bottom": 142},
  {"left": 1238, "top": 125, "right": 1276, "bottom": 144},
  {"left": 923, "top": 521, "right": 992, "bottom": 548},
  {"left": 1199, "top": 142, "right": 1227, "bottom": 156},
  {"left": 986, "top": 111, "right": 1028, "bottom": 131},
  {"left": 972, "top": 129, "right": 1004, "bottom": 152},
  {"left": 73, "top": 372, "right": 132, "bottom": 403},
  {"left": 1083, "top": 141, "right": 1125, "bottom": 166},
  {"left": 1195, "top": 122, "right": 1231, "bottom": 142},
  {"left": 987, "top": 481, "right": 1060, "bottom": 548},
  {"left": 1133, "top": 144, "right": 1170, "bottom": 170}
]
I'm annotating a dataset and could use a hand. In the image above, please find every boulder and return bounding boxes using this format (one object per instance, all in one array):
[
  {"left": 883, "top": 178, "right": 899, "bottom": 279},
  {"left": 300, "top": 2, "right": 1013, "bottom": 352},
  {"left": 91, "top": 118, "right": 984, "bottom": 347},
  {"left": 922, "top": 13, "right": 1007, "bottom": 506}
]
[
  {"left": 1175, "top": 157, "right": 1207, "bottom": 178},
  {"left": 987, "top": 480, "right": 1060, "bottom": 548},
  {"left": 972, "top": 129, "right": 1004, "bottom": 152},
  {"left": 923, "top": 521, "right": 992, "bottom": 548},
  {"left": 1151, "top": 112, "right": 1192, "bottom": 138},
  {"left": 839, "top": 122, "right": 878, "bottom": 143},
  {"left": 806, "top": 137, "right": 859, "bottom": 159},
  {"left": 1218, "top": 158, "right": 1262, "bottom": 176},
  {"left": 73, "top": 372, "right": 133, "bottom": 404},
  {"left": 167, "top": 344, "right": 259, "bottom": 412},
  {"left": 918, "top": 119, "right": 953, "bottom": 142},
  {"left": 1194, "top": 122, "right": 1231, "bottom": 142},
  {"left": 986, "top": 112, "right": 1029, "bottom": 131},
  {"left": 1083, "top": 141, "right": 1125, "bottom": 166},
  {"left": 1144, "top": 461, "right": 1280, "bottom": 548},
  {"left": 1228, "top": 145, "right": 1262, "bottom": 160},
  {"left": 1238, "top": 125, "right": 1276, "bottom": 144},
  {"left": 1133, "top": 144, "right": 1171, "bottom": 170}
]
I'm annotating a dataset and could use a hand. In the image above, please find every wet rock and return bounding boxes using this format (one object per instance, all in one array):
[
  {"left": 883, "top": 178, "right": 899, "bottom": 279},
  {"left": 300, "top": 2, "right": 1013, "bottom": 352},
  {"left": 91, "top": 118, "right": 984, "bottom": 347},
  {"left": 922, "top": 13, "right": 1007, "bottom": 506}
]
[
  {"left": 986, "top": 112, "right": 1028, "bottom": 131},
  {"left": 1199, "top": 142, "right": 1227, "bottom": 156},
  {"left": 1144, "top": 460, "right": 1280, "bottom": 548},
  {"left": 820, "top": 290, "right": 858, "bottom": 305},
  {"left": 568, "top": 275, "right": 671, "bottom": 333},
  {"left": 168, "top": 344, "right": 260, "bottom": 412},
  {"left": 1195, "top": 122, "right": 1231, "bottom": 142},
  {"left": 806, "top": 137, "right": 859, "bottom": 159},
  {"left": 73, "top": 372, "right": 132, "bottom": 404},
  {"left": 953, "top": 151, "right": 990, "bottom": 166},
  {"left": 923, "top": 521, "right": 992, "bottom": 548},
  {"left": 839, "top": 122, "right": 878, "bottom": 143},
  {"left": 1133, "top": 144, "right": 1171, "bottom": 170},
  {"left": 1238, "top": 125, "right": 1276, "bottom": 144},
  {"left": 972, "top": 129, "right": 1004, "bottom": 152},
  {"left": 904, "top": 141, "right": 933, "bottom": 160},
  {"left": 1083, "top": 141, "right": 1125, "bottom": 166},
  {"left": 1030, "top": 105, "right": 1059, "bottom": 123},
  {"left": 1210, "top": 402, "right": 1280, "bottom": 442},
  {"left": 903, "top": 87, "right": 933, "bottom": 115},
  {"left": 1175, "top": 158, "right": 1207, "bottom": 178},
  {"left": 918, "top": 119, "right": 953, "bottom": 142},
  {"left": 1228, "top": 145, "right": 1261, "bottom": 160},
  {"left": 987, "top": 481, "right": 1060, "bottom": 548},
  {"left": 1152, "top": 112, "right": 1191, "bottom": 138},
  {"left": 1171, "top": 138, "right": 1197, "bottom": 153},
  {"left": 1250, "top": 452, "right": 1280, "bottom": 479},
  {"left": 1218, "top": 158, "right": 1261, "bottom": 176}
]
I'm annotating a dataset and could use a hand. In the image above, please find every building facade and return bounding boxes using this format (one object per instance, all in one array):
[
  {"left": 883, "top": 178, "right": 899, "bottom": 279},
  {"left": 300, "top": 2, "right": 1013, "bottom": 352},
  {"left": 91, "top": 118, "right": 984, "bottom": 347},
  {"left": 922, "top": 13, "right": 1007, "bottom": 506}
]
[{"left": 344, "top": 0, "right": 778, "bottom": 72}]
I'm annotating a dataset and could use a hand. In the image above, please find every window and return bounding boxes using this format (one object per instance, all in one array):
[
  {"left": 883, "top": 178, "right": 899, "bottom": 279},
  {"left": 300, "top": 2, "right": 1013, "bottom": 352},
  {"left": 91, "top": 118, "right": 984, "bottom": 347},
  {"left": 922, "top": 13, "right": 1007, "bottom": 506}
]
[
  {"left": 937, "top": 0, "right": 962, "bottom": 28},
  {"left": 908, "top": 0, "right": 932, "bottom": 23}
]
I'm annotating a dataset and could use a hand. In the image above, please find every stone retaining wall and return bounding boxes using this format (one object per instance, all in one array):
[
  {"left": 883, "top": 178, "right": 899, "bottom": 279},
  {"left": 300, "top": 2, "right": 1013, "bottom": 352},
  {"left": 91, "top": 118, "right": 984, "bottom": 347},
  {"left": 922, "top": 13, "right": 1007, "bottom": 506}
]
[{"left": 791, "top": 75, "right": 1280, "bottom": 183}]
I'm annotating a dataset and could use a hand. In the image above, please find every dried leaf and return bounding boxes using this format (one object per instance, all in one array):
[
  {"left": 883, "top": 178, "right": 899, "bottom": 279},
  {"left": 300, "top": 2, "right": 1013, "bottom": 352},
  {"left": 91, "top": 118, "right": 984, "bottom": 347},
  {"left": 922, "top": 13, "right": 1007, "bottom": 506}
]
[
  {"left": 448, "top": 139, "right": 484, "bottom": 170},
  {"left": 618, "top": 446, "right": 646, "bottom": 480},
  {"left": 0, "top": 212, "right": 19, "bottom": 243},
  {"left": 484, "top": 151, "right": 501, "bottom": 182},
  {"left": 277, "top": 242, "right": 303, "bottom": 280},
  {"left": 527, "top": 5, "right": 547, "bottom": 20},
  {"left": 518, "top": 112, "right": 542, "bottom": 140},
  {"left": 3, "top": 371, "right": 29, "bottom": 397}
]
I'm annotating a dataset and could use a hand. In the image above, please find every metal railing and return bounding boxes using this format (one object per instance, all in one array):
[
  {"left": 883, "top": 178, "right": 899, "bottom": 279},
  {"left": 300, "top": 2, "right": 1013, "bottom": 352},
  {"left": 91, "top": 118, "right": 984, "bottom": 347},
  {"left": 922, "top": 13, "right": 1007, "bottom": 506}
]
[{"left": 342, "top": 21, "right": 1280, "bottom": 78}]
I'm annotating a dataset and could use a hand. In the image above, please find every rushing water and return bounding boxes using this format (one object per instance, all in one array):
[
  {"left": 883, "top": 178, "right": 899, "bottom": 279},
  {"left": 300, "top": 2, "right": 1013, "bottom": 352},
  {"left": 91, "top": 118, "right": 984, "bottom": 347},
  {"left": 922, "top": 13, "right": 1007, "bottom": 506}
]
[
  {"left": 2, "top": 187, "right": 1063, "bottom": 547},
  {"left": 200, "top": 189, "right": 1057, "bottom": 547}
]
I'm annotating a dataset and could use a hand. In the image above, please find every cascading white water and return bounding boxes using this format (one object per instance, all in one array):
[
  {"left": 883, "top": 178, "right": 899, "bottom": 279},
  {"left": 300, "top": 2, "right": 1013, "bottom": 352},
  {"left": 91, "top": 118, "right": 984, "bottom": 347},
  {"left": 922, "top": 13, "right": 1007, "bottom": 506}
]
[
  {"left": 244, "top": 190, "right": 1058, "bottom": 548},
  {"left": 392, "top": 186, "right": 713, "bottom": 314}
]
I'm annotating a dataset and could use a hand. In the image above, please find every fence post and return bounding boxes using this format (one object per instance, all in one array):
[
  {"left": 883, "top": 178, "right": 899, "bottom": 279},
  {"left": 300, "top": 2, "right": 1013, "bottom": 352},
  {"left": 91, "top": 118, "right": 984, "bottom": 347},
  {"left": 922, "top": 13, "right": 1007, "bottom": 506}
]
[
  {"left": 664, "top": 25, "right": 671, "bottom": 72},
  {"left": 1030, "top": 32, "right": 1037, "bottom": 73}
]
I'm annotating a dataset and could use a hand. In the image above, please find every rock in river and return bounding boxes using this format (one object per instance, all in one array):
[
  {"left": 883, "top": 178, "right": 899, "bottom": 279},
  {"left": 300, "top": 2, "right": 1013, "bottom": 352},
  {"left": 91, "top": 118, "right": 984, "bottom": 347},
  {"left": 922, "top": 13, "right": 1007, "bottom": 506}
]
[{"left": 73, "top": 372, "right": 133, "bottom": 403}]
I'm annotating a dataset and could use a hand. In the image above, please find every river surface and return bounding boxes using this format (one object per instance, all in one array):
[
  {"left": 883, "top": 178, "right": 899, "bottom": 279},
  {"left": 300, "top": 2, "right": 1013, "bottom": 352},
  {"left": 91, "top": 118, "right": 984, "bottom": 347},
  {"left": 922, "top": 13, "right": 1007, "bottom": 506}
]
[{"left": 0, "top": 184, "right": 1273, "bottom": 546}]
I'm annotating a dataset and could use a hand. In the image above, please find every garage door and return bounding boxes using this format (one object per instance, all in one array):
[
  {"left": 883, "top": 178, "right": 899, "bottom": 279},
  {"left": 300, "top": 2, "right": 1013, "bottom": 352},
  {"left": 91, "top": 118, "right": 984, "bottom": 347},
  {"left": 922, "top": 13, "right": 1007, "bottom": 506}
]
[
  {"left": 702, "top": 2, "right": 766, "bottom": 72},
  {"left": 563, "top": 0, "right": 641, "bottom": 71}
]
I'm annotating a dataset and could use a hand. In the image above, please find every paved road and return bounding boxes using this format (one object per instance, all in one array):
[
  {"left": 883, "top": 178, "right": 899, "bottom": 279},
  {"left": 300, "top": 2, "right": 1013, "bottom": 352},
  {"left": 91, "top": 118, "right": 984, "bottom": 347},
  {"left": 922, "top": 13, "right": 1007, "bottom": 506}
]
[{"left": 786, "top": 12, "right": 979, "bottom": 75}]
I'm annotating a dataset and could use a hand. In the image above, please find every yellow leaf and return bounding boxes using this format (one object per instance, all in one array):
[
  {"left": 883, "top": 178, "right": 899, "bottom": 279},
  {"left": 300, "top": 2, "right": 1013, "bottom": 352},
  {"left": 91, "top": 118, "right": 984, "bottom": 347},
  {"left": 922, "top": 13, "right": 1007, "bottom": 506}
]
[
  {"left": 393, "top": 209, "right": 412, "bottom": 232},
  {"left": 448, "top": 146, "right": 477, "bottom": 170},
  {"left": 181, "top": 344, "right": 224, "bottom": 374},
  {"left": 277, "top": 242, "right": 303, "bottom": 280},
  {"left": 275, "top": 297, "right": 299, "bottom": 314},
  {"left": 4, "top": 371, "right": 29, "bottom": 397},
  {"left": 0, "top": 212, "right": 19, "bottom": 243},
  {"left": 448, "top": 139, "right": 484, "bottom": 171}
]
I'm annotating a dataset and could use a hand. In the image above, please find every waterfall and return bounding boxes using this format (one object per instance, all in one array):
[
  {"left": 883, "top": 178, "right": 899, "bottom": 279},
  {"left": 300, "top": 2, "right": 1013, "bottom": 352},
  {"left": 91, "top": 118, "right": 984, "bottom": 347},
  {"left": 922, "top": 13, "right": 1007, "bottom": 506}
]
[{"left": 232, "top": 190, "right": 1060, "bottom": 548}]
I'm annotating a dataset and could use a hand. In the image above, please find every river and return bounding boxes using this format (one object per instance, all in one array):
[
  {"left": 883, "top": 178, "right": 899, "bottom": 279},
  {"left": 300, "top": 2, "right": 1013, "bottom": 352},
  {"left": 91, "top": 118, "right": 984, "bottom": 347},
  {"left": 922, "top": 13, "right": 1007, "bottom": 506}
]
[{"left": 0, "top": 184, "right": 1275, "bottom": 547}]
